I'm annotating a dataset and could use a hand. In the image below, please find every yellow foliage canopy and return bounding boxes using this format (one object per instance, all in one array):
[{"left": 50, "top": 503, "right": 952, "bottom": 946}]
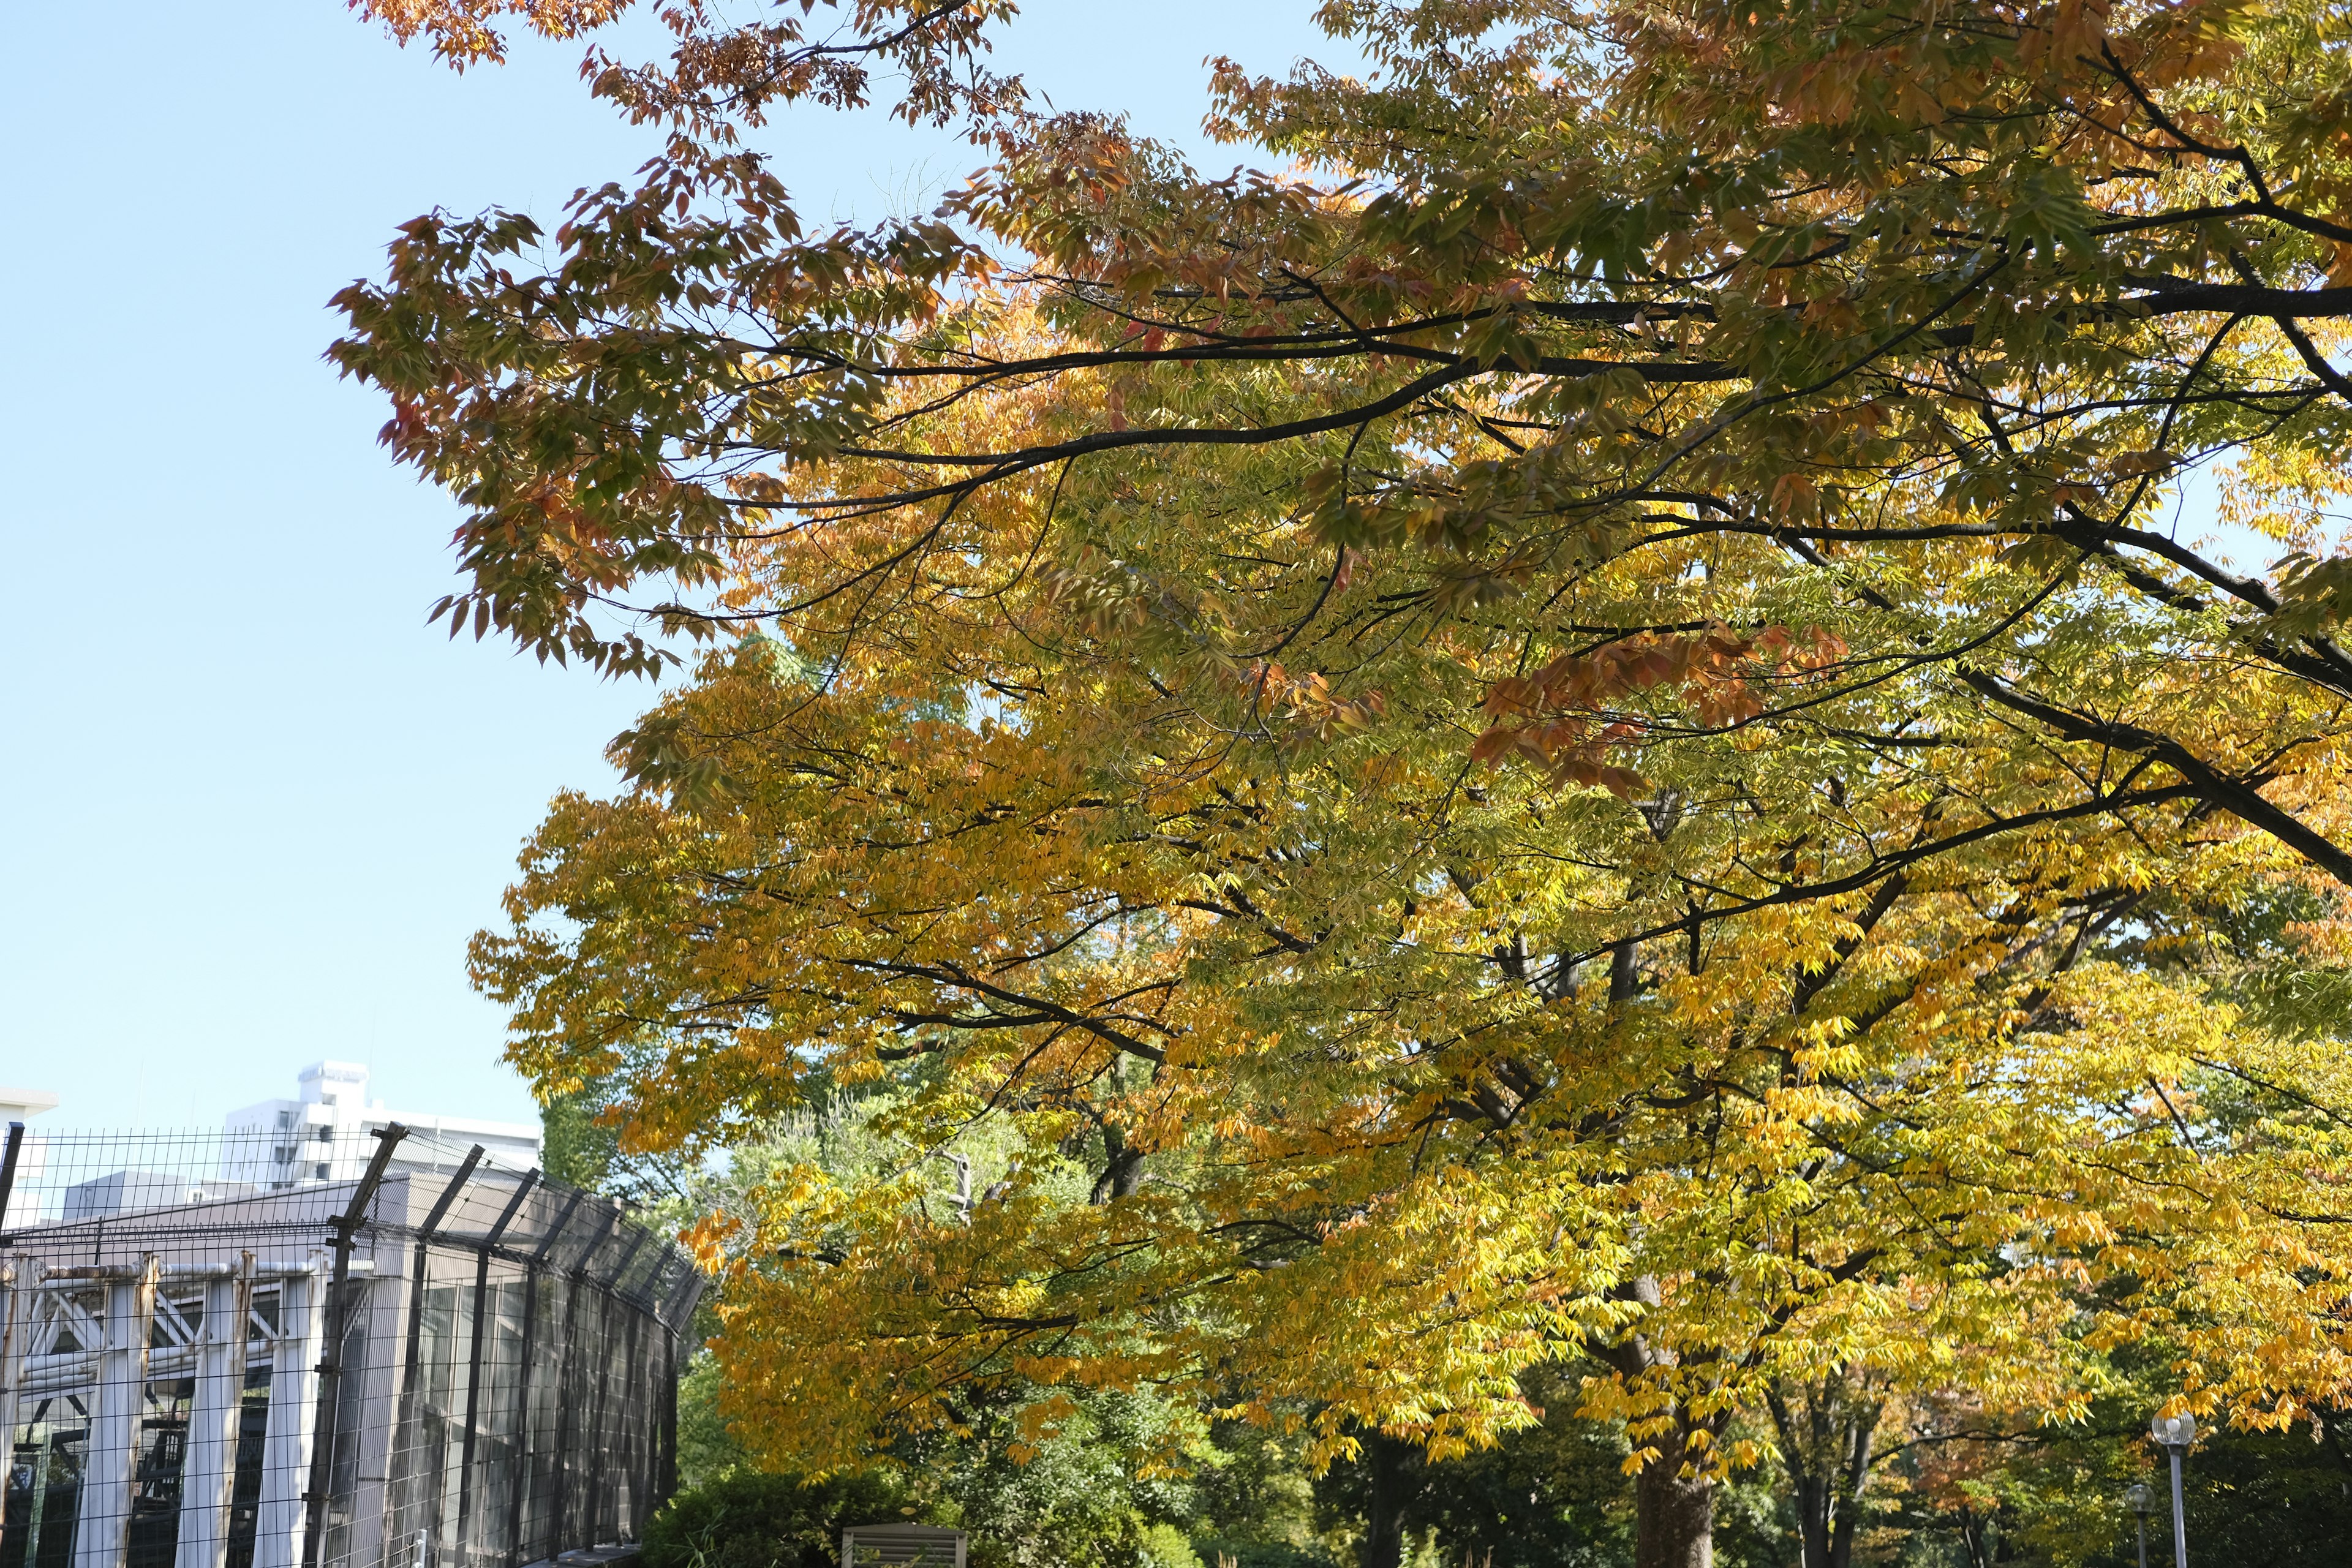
[{"left": 337, "top": 0, "right": 2352, "bottom": 1531}]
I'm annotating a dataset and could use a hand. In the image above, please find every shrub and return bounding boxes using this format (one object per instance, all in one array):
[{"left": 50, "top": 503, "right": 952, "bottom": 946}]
[{"left": 643, "top": 1470, "right": 919, "bottom": 1568}]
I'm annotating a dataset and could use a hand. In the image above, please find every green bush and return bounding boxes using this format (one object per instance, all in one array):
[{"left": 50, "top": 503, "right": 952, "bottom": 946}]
[
  {"left": 642, "top": 1470, "right": 921, "bottom": 1568},
  {"left": 1136, "top": 1524, "right": 1200, "bottom": 1568},
  {"left": 1183, "top": 1542, "right": 1338, "bottom": 1568}
]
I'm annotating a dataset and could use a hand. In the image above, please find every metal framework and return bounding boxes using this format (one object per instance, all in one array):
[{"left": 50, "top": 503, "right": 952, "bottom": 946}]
[{"left": 0, "top": 1127, "right": 700, "bottom": 1568}]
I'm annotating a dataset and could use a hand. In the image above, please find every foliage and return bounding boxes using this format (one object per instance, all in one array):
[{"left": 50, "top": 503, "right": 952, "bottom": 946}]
[
  {"left": 2119, "top": 1419, "right": 2352, "bottom": 1562},
  {"left": 641, "top": 1469, "right": 918, "bottom": 1568},
  {"left": 910, "top": 1386, "right": 1199, "bottom": 1568},
  {"left": 660, "top": 1107, "right": 1219, "bottom": 1567},
  {"left": 335, "top": 1, "right": 2352, "bottom": 1562},
  {"left": 675, "top": 1346, "right": 750, "bottom": 1490},
  {"left": 1189, "top": 1419, "right": 1346, "bottom": 1568},
  {"left": 1313, "top": 1366, "right": 1639, "bottom": 1568},
  {"left": 336, "top": 0, "right": 2352, "bottom": 888},
  {"left": 541, "top": 1083, "right": 622, "bottom": 1192},
  {"left": 1858, "top": 1374, "right": 2352, "bottom": 1564}
]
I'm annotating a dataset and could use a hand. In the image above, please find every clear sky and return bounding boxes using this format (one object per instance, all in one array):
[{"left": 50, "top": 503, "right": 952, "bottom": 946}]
[{"left": 0, "top": 1, "right": 1346, "bottom": 1132}]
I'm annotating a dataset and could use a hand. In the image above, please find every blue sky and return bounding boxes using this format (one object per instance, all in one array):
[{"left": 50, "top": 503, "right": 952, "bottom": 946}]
[{"left": 0, "top": 1, "right": 1344, "bottom": 1131}]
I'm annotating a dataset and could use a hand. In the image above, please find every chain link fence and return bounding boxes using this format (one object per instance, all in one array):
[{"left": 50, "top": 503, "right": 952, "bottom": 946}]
[{"left": 0, "top": 1125, "right": 701, "bottom": 1568}]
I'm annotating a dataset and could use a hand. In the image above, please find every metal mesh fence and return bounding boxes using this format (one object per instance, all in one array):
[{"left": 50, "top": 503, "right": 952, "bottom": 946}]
[{"left": 0, "top": 1125, "right": 701, "bottom": 1568}]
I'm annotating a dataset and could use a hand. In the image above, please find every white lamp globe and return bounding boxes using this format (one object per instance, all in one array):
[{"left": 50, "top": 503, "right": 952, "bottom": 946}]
[{"left": 2150, "top": 1410, "right": 2198, "bottom": 1447}]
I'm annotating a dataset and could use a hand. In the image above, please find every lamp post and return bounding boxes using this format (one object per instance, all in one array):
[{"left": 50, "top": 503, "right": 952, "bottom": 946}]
[
  {"left": 2123, "top": 1482, "right": 2152, "bottom": 1568},
  {"left": 2149, "top": 1411, "right": 2196, "bottom": 1568}
]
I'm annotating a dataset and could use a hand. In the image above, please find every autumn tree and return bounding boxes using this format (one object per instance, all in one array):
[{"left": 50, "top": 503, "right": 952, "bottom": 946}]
[{"left": 335, "top": 2, "right": 2352, "bottom": 1565}]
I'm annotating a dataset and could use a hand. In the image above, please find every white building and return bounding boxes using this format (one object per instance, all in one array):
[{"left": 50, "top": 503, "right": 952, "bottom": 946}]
[
  {"left": 0, "top": 1087, "right": 58, "bottom": 1125},
  {"left": 0, "top": 1086, "right": 57, "bottom": 1230},
  {"left": 222, "top": 1060, "right": 541, "bottom": 1190}
]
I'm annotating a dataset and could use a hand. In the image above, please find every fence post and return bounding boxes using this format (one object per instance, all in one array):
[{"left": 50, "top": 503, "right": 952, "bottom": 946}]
[
  {"left": 0, "top": 1121, "right": 24, "bottom": 1235},
  {"left": 299, "top": 1123, "right": 409, "bottom": 1568},
  {"left": 383, "top": 1144, "right": 485, "bottom": 1564},
  {"left": 0, "top": 1261, "right": 32, "bottom": 1483},
  {"left": 453, "top": 1170, "right": 539, "bottom": 1560},
  {"left": 503, "top": 1185, "right": 580, "bottom": 1566},
  {"left": 548, "top": 1200, "right": 619, "bottom": 1553}
]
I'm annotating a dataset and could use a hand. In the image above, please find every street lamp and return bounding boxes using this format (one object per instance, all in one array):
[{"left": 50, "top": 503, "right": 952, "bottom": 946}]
[
  {"left": 2122, "top": 1482, "right": 2152, "bottom": 1568},
  {"left": 2149, "top": 1410, "right": 2196, "bottom": 1568}
]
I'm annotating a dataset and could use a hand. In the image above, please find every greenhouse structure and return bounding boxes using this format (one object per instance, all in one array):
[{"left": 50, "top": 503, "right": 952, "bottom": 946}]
[{"left": 0, "top": 1125, "right": 701, "bottom": 1568}]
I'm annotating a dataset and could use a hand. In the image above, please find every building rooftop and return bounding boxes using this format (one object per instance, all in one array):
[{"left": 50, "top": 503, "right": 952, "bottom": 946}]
[
  {"left": 0, "top": 1085, "right": 59, "bottom": 1123},
  {"left": 222, "top": 1060, "right": 541, "bottom": 1192}
]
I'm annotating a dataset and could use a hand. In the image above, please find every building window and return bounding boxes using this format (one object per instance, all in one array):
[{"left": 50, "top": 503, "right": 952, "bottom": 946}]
[
  {"left": 315, "top": 1163, "right": 331, "bottom": 1180},
  {"left": 314, "top": 1125, "right": 334, "bottom": 1143},
  {"left": 277, "top": 1109, "right": 294, "bottom": 1129}
]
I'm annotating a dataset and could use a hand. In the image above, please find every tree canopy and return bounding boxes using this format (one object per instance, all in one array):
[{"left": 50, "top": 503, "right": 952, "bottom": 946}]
[{"left": 336, "top": 1, "right": 2352, "bottom": 1562}]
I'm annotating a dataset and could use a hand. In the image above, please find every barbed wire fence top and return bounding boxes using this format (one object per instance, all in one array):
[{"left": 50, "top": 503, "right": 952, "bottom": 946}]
[{"left": 1, "top": 1124, "right": 704, "bottom": 1568}]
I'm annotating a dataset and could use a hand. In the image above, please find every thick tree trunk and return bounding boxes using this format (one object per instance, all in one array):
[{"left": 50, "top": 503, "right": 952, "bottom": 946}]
[
  {"left": 1358, "top": 1433, "right": 1415, "bottom": 1568},
  {"left": 1766, "top": 1376, "right": 1881, "bottom": 1568},
  {"left": 1827, "top": 1406, "right": 1879, "bottom": 1568},
  {"left": 1361, "top": 1502, "right": 1408, "bottom": 1568},
  {"left": 1795, "top": 1472, "right": 1833, "bottom": 1568},
  {"left": 1633, "top": 1458, "right": 1713, "bottom": 1568},
  {"left": 1594, "top": 1280, "right": 1719, "bottom": 1568},
  {"left": 1088, "top": 1121, "right": 1147, "bottom": 1202}
]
